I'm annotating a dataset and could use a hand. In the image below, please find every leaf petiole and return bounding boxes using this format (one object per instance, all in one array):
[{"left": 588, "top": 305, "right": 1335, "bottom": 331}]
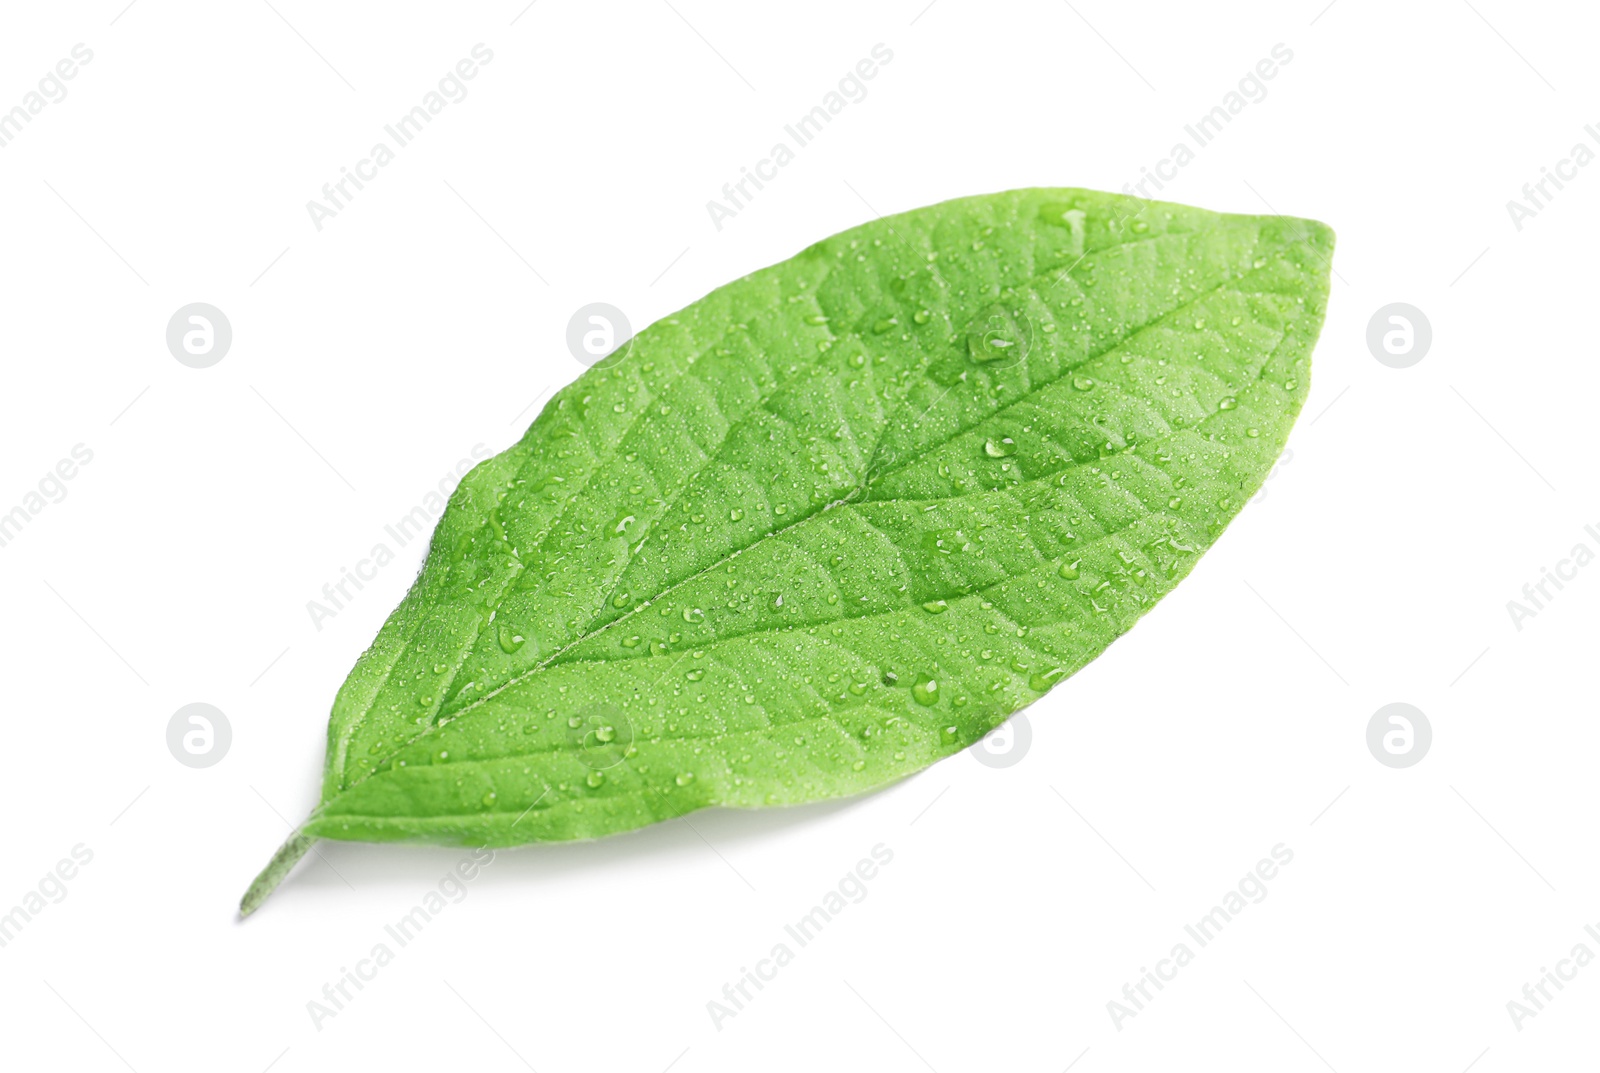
[{"left": 239, "top": 828, "right": 318, "bottom": 918}]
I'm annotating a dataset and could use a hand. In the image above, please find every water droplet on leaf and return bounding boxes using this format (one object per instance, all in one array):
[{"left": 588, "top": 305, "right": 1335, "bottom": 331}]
[{"left": 984, "top": 437, "right": 1016, "bottom": 458}]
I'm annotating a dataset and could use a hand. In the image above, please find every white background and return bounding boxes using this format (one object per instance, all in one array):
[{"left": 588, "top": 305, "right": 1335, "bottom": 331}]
[{"left": 0, "top": 1, "right": 1595, "bottom": 1070}]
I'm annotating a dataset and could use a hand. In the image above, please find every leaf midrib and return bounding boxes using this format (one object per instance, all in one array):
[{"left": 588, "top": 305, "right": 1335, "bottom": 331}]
[
  {"left": 332, "top": 213, "right": 1294, "bottom": 802},
  {"left": 333, "top": 276, "right": 1297, "bottom": 809}
]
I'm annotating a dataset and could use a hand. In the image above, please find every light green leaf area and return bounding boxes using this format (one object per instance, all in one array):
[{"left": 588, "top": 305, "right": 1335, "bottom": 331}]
[{"left": 244, "top": 188, "right": 1332, "bottom": 912}]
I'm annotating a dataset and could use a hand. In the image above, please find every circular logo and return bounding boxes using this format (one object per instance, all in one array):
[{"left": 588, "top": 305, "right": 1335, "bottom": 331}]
[
  {"left": 564, "top": 704, "right": 633, "bottom": 770},
  {"left": 969, "top": 713, "right": 1032, "bottom": 769},
  {"left": 1252, "top": 447, "right": 1294, "bottom": 503},
  {"left": 566, "top": 303, "right": 633, "bottom": 369},
  {"left": 1366, "top": 303, "right": 1431, "bottom": 369},
  {"left": 166, "top": 303, "right": 233, "bottom": 369},
  {"left": 1366, "top": 703, "right": 1431, "bottom": 768},
  {"left": 167, "top": 703, "right": 232, "bottom": 768}
]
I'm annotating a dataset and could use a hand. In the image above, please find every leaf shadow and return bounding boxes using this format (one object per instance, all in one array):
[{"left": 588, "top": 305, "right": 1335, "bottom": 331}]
[{"left": 291, "top": 789, "right": 896, "bottom": 902}]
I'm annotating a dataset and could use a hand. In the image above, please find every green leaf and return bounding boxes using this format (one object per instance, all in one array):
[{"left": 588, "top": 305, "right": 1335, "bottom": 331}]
[{"left": 242, "top": 188, "right": 1333, "bottom": 914}]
